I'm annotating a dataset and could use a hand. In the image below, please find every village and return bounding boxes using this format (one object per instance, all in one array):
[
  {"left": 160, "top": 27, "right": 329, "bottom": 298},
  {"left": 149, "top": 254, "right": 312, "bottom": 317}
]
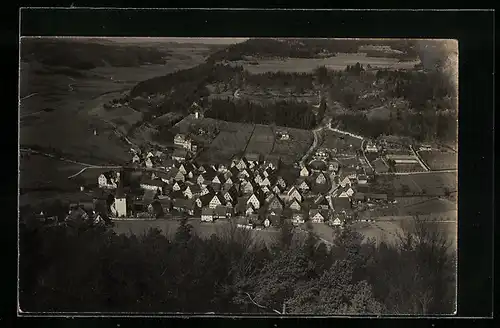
[{"left": 29, "top": 116, "right": 430, "bottom": 235}]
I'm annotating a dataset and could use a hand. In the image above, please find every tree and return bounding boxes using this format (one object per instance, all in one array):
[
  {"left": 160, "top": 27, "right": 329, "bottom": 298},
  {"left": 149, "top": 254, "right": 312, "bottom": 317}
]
[{"left": 175, "top": 217, "right": 193, "bottom": 243}]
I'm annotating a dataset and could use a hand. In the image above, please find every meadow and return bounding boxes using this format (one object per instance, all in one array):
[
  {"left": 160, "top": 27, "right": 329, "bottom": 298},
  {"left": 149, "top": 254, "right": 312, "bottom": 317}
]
[
  {"left": 229, "top": 55, "right": 420, "bottom": 73},
  {"left": 418, "top": 151, "right": 458, "bottom": 170}
]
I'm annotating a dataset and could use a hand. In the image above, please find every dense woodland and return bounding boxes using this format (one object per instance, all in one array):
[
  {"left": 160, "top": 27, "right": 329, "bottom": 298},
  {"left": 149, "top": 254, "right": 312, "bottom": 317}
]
[
  {"left": 206, "top": 98, "right": 318, "bottom": 130},
  {"left": 21, "top": 39, "right": 171, "bottom": 70},
  {"left": 19, "top": 216, "right": 455, "bottom": 314}
]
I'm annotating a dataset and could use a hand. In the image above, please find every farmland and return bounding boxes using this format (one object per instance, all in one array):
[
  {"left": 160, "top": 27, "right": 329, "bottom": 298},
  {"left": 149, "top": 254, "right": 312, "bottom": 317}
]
[
  {"left": 320, "top": 130, "right": 363, "bottom": 154},
  {"left": 418, "top": 151, "right": 458, "bottom": 170},
  {"left": 374, "top": 172, "right": 457, "bottom": 196},
  {"left": 228, "top": 55, "right": 420, "bottom": 73},
  {"left": 173, "top": 117, "right": 313, "bottom": 165},
  {"left": 245, "top": 125, "right": 275, "bottom": 155}
]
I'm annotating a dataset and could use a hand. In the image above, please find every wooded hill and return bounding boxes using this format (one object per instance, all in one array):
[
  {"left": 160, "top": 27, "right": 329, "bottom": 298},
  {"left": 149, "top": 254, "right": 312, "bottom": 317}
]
[{"left": 21, "top": 38, "right": 171, "bottom": 70}]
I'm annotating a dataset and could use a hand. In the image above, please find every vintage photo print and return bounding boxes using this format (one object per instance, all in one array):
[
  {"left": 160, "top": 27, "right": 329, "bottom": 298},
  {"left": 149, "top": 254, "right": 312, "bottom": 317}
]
[{"left": 19, "top": 33, "right": 459, "bottom": 316}]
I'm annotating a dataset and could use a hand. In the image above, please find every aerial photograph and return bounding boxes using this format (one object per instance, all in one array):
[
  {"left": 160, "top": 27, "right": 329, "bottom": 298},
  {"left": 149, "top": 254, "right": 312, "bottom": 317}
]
[{"left": 19, "top": 37, "right": 458, "bottom": 315}]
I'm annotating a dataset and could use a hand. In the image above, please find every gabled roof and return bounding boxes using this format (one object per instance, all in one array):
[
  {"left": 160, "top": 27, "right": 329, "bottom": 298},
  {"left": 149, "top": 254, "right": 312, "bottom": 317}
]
[
  {"left": 211, "top": 193, "right": 226, "bottom": 205},
  {"left": 199, "top": 192, "right": 215, "bottom": 206},
  {"left": 172, "top": 198, "right": 195, "bottom": 210},
  {"left": 141, "top": 179, "right": 164, "bottom": 187}
]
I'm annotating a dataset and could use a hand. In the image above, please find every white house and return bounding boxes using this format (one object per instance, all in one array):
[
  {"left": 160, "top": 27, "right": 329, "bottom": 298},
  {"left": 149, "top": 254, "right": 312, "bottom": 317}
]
[
  {"left": 132, "top": 154, "right": 141, "bottom": 163},
  {"left": 286, "top": 186, "right": 303, "bottom": 203},
  {"left": 300, "top": 166, "right": 310, "bottom": 177},
  {"left": 247, "top": 192, "right": 263, "bottom": 210},
  {"left": 315, "top": 172, "right": 327, "bottom": 184},
  {"left": 201, "top": 207, "right": 215, "bottom": 222},
  {"left": 340, "top": 176, "right": 351, "bottom": 188},
  {"left": 263, "top": 218, "right": 271, "bottom": 228},
  {"left": 297, "top": 179, "right": 310, "bottom": 192},
  {"left": 332, "top": 218, "right": 343, "bottom": 226},
  {"left": 289, "top": 199, "right": 302, "bottom": 211},
  {"left": 292, "top": 213, "right": 305, "bottom": 226},
  {"left": 209, "top": 193, "right": 225, "bottom": 209},
  {"left": 365, "top": 141, "right": 378, "bottom": 153},
  {"left": 112, "top": 189, "right": 127, "bottom": 218},
  {"left": 346, "top": 187, "right": 355, "bottom": 197},
  {"left": 174, "top": 133, "right": 192, "bottom": 150},
  {"left": 98, "top": 172, "right": 119, "bottom": 189},
  {"left": 309, "top": 209, "right": 326, "bottom": 223}
]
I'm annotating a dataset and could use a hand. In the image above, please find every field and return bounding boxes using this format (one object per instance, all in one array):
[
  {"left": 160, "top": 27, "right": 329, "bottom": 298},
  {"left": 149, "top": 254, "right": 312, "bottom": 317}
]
[
  {"left": 270, "top": 127, "right": 313, "bottom": 164},
  {"left": 321, "top": 130, "right": 363, "bottom": 152},
  {"left": 19, "top": 154, "right": 86, "bottom": 206},
  {"left": 245, "top": 125, "right": 275, "bottom": 155},
  {"left": 112, "top": 218, "right": 280, "bottom": 247},
  {"left": 375, "top": 172, "right": 457, "bottom": 196},
  {"left": 229, "top": 55, "right": 420, "bottom": 73},
  {"left": 174, "top": 117, "right": 312, "bottom": 165},
  {"left": 352, "top": 219, "right": 457, "bottom": 246},
  {"left": 418, "top": 151, "right": 458, "bottom": 170}
]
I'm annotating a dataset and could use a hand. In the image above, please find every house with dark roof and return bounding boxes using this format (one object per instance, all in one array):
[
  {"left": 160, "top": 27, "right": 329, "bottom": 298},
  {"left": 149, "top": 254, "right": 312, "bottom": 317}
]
[
  {"left": 289, "top": 199, "right": 302, "bottom": 212},
  {"left": 264, "top": 154, "right": 281, "bottom": 170},
  {"left": 208, "top": 193, "right": 226, "bottom": 209},
  {"left": 183, "top": 184, "right": 202, "bottom": 199},
  {"left": 172, "top": 198, "right": 195, "bottom": 216},
  {"left": 201, "top": 207, "right": 216, "bottom": 222},
  {"left": 332, "top": 197, "right": 352, "bottom": 212},
  {"left": 309, "top": 209, "right": 329, "bottom": 223},
  {"left": 172, "top": 148, "right": 188, "bottom": 162},
  {"left": 140, "top": 178, "right": 164, "bottom": 192},
  {"left": 267, "top": 193, "right": 284, "bottom": 211},
  {"left": 247, "top": 191, "right": 265, "bottom": 210}
]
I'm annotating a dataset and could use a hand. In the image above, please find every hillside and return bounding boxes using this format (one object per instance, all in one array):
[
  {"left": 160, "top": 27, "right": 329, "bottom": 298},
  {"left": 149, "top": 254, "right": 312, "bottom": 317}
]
[
  {"left": 206, "top": 38, "right": 420, "bottom": 62},
  {"left": 21, "top": 38, "right": 171, "bottom": 70}
]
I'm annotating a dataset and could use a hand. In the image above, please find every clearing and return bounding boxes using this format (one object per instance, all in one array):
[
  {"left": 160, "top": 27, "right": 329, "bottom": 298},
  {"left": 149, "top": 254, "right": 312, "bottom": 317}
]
[{"left": 229, "top": 55, "right": 420, "bottom": 73}]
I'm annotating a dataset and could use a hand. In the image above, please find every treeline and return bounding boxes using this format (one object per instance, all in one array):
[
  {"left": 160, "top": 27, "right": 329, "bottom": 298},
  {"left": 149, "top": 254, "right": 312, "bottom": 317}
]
[
  {"left": 333, "top": 111, "right": 457, "bottom": 142},
  {"left": 243, "top": 70, "right": 315, "bottom": 91},
  {"left": 207, "top": 38, "right": 419, "bottom": 62},
  {"left": 19, "top": 217, "right": 456, "bottom": 314},
  {"left": 377, "top": 69, "right": 457, "bottom": 110},
  {"left": 21, "top": 38, "right": 170, "bottom": 70},
  {"left": 206, "top": 99, "right": 318, "bottom": 130}
]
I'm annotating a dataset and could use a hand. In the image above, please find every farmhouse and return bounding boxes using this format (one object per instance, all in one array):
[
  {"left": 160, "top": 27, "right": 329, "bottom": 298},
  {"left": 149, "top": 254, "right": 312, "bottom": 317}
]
[
  {"left": 174, "top": 133, "right": 192, "bottom": 150},
  {"left": 315, "top": 172, "right": 328, "bottom": 185},
  {"left": 209, "top": 193, "right": 226, "bottom": 209},
  {"left": 98, "top": 171, "right": 119, "bottom": 189},
  {"left": 300, "top": 166, "right": 310, "bottom": 177},
  {"left": 357, "top": 175, "right": 368, "bottom": 184},
  {"left": 267, "top": 194, "right": 285, "bottom": 210},
  {"left": 247, "top": 191, "right": 265, "bottom": 209},
  {"left": 365, "top": 141, "right": 378, "bottom": 153},
  {"left": 183, "top": 185, "right": 202, "bottom": 199},
  {"left": 201, "top": 207, "right": 215, "bottom": 222},
  {"left": 276, "top": 130, "right": 290, "bottom": 140},
  {"left": 112, "top": 188, "right": 127, "bottom": 218},
  {"left": 289, "top": 199, "right": 302, "bottom": 211},
  {"left": 313, "top": 148, "right": 329, "bottom": 161},
  {"left": 140, "top": 179, "right": 164, "bottom": 192},
  {"left": 264, "top": 154, "right": 281, "bottom": 170},
  {"left": 286, "top": 186, "right": 303, "bottom": 203},
  {"left": 297, "top": 178, "right": 310, "bottom": 192},
  {"left": 309, "top": 209, "right": 328, "bottom": 223},
  {"left": 172, "top": 199, "right": 195, "bottom": 216}
]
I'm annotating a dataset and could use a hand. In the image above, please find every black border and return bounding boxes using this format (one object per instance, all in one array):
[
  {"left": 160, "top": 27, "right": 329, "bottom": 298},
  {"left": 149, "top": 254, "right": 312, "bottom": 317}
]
[{"left": 10, "top": 7, "right": 495, "bottom": 326}]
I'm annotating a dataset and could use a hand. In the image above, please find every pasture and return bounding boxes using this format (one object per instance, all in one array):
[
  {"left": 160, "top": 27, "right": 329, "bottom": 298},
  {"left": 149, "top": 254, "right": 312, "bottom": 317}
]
[
  {"left": 375, "top": 172, "right": 457, "bottom": 196},
  {"left": 321, "top": 130, "right": 363, "bottom": 151},
  {"left": 230, "top": 55, "right": 420, "bottom": 73},
  {"left": 245, "top": 125, "right": 275, "bottom": 155},
  {"left": 269, "top": 127, "right": 313, "bottom": 164},
  {"left": 418, "top": 151, "right": 458, "bottom": 170}
]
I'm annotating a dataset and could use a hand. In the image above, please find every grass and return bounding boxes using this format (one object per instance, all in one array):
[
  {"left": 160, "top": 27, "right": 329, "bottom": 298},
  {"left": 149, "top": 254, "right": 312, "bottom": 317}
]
[
  {"left": 321, "top": 130, "right": 363, "bottom": 151},
  {"left": 418, "top": 151, "right": 458, "bottom": 170},
  {"left": 229, "top": 55, "right": 420, "bottom": 73},
  {"left": 112, "top": 218, "right": 280, "bottom": 247},
  {"left": 245, "top": 125, "right": 275, "bottom": 155},
  {"left": 375, "top": 173, "right": 457, "bottom": 196}
]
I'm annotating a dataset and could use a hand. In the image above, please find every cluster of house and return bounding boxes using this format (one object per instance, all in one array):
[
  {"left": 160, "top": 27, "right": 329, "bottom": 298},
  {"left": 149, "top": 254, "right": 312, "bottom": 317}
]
[{"left": 89, "top": 149, "right": 392, "bottom": 228}]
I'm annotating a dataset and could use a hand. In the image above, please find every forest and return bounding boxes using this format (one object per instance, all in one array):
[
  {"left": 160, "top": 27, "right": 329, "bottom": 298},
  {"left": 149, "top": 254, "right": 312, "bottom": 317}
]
[
  {"left": 19, "top": 216, "right": 456, "bottom": 314},
  {"left": 205, "top": 98, "right": 318, "bottom": 130}
]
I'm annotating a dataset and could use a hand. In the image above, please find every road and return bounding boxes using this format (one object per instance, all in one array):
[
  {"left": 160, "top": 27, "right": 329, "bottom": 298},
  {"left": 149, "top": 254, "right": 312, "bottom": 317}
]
[
  {"left": 360, "top": 139, "right": 374, "bottom": 172},
  {"left": 377, "top": 169, "right": 457, "bottom": 176}
]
